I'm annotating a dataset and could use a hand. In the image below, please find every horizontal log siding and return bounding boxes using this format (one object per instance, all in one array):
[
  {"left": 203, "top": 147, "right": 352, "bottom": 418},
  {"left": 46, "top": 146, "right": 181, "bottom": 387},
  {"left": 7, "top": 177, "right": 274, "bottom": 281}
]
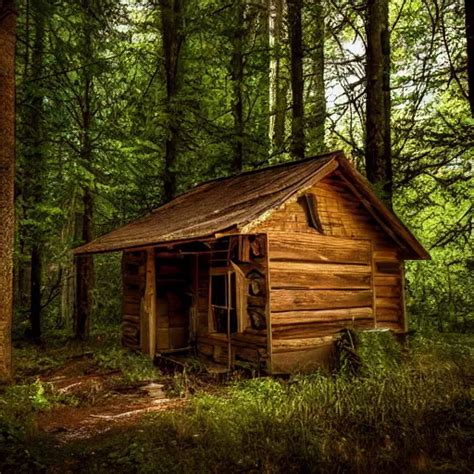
[
  {"left": 122, "top": 251, "right": 146, "bottom": 350},
  {"left": 256, "top": 173, "right": 406, "bottom": 346},
  {"left": 267, "top": 233, "right": 375, "bottom": 361}
]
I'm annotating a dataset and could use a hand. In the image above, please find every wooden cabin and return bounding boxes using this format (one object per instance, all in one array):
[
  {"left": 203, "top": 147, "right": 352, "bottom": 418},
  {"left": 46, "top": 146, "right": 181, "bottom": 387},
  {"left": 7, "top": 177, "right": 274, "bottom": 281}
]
[{"left": 74, "top": 151, "right": 429, "bottom": 373}]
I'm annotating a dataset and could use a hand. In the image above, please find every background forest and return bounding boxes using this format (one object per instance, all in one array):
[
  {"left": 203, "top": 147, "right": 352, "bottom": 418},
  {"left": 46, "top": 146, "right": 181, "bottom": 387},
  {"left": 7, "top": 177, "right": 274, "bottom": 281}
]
[
  {"left": 0, "top": 0, "right": 473, "bottom": 472},
  {"left": 11, "top": 0, "right": 473, "bottom": 341}
]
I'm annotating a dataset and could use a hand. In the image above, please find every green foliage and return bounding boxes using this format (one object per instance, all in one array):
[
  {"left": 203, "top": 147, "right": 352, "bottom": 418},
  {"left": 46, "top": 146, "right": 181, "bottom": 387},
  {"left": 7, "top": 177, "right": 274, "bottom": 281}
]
[
  {"left": 94, "top": 346, "right": 161, "bottom": 384},
  {"left": 0, "top": 380, "right": 76, "bottom": 473},
  {"left": 61, "top": 334, "right": 473, "bottom": 473}
]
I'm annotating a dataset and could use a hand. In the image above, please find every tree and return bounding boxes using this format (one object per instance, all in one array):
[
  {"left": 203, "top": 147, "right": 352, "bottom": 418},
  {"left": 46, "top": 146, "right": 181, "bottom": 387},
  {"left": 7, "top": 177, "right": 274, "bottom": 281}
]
[
  {"left": 0, "top": 0, "right": 16, "bottom": 380},
  {"left": 305, "top": 0, "right": 325, "bottom": 155},
  {"left": 22, "top": 0, "right": 47, "bottom": 341},
  {"left": 287, "top": 0, "right": 304, "bottom": 159},
  {"left": 230, "top": 0, "right": 245, "bottom": 171},
  {"left": 365, "top": 0, "right": 392, "bottom": 206},
  {"left": 465, "top": 0, "right": 474, "bottom": 116},
  {"left": 160, "top": 0, "right": 185, "bottom": 200},
  {"left": 268, "top": 0, "right": 288, "bottom": 155},
  {"left": 70, "top": 0, "right": 99, "bottom": 339}
]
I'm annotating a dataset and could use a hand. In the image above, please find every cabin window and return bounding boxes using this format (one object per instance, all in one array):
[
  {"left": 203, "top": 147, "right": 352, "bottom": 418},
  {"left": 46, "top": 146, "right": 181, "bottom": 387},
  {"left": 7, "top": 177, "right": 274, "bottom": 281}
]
[{"left": 210, "top": 272, "right": 237, "bottom": 334}]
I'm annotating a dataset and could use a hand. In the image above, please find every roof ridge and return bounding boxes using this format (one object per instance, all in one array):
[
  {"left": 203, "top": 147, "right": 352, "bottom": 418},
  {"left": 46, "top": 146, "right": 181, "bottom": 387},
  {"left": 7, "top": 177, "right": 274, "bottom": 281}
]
[{"left": 164, "top": 150, "right": 344, "bottom": 205}]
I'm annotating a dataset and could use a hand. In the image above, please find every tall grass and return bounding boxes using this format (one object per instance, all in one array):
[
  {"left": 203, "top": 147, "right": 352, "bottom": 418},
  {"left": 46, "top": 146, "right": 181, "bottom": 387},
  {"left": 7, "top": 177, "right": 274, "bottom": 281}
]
[{"left": 77, "top": 332, "right": 473, "bottom": 473}]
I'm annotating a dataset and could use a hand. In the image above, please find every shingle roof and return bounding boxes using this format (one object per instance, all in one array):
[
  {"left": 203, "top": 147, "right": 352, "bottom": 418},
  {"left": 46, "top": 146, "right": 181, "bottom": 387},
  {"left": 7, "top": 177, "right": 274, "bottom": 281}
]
[{"left": 73, "top": 151, "right": 429, "bottom": 259}]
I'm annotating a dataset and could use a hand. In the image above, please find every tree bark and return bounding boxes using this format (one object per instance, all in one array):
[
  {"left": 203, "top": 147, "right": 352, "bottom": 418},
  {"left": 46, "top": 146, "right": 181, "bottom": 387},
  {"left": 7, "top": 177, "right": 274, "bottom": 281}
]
[
  {"left": 0, "top": 0, "right": 16, "bottom": 381},
  {"left": 287, "top": 0, "right": 304, "bottom": 159},
  {"left": 465, "top": 0, "right": 474, "bottom": 117},
  {"left": 74, "top": 190, "right": 94, "bottom": 339},
  {"left": 73, "top": 0, "right": 95, "bottom": 339},
  {"left": 160, "top": 0, "right": 184, "bottom": 200},
  {"left": 231, "top": 0, "right": 245, "bottom": 172},
  {"left": 365, "top": 0, "right": 392, "bottom": 207},
  {"left": 269, "top": 0, "right": 287, "bottom": 154},
  {"left": 306, "top": 0, "right": 325, "bottom": 155}
]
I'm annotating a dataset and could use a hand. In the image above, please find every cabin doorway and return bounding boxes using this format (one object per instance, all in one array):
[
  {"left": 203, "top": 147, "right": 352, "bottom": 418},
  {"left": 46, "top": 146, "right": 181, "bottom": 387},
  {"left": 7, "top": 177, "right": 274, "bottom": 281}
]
[{"left": 155, "top": 252, "right": 192, "bottom": 352}]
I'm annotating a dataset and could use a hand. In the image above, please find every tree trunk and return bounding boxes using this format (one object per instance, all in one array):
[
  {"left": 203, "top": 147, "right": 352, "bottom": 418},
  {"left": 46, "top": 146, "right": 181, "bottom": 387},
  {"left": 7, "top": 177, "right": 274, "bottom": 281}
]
[
  {"left": 306, "top": 0, "right": 325, "bottom": 155},
  {"left": 365, "top": 0, "right": 392, "bottom": 207},
  {"left": 231, "top": 0, "right": 245, "bottom": 172},
  {"left": 160, "top": 0, "right": 184, "bottom": 201},
  {"left": 0, "top": 0, "right": 16, "bottom": 381},
  {"left": 26, "top": 0, "right": 46, "bottom": 342},
  {"left": 269, "top": 0, "right": 287, "bottom": 154},
  {"left": 287, "top": 0, "right": 304, "bottom": 159},
  {"left": 465, "top": 0, "right": 474, "bottom": 117},
  {"left": 73, "top": 0, "right": 95, "bottom": 339},
  {"left": 30, "top": 244, "right": 42, "bottom": 340},
  {"left": 74, "top": 190, "right": 94, "bottom": 339}
]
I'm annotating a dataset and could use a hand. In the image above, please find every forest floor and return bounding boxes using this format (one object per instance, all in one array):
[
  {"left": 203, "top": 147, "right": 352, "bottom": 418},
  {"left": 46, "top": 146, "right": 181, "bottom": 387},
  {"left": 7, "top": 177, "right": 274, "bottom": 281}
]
[
  {"left": 36, "top": 355, "right": 188, "bottom": 444},
  {"left": 1, "top": 328, "right": 473, "bottom": 473}
]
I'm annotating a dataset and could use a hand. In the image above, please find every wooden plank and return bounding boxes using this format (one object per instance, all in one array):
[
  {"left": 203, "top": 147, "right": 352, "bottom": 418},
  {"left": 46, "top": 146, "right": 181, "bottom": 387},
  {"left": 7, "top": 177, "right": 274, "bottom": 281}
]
[
  {"left": 370, "top": 240, "right": 377, "bottom": 329},
  {"left": 140, "top": 248, "right": 156, "bottom": 358},
  {"left": 376, "top": 297, "right": 400, "bottom": 310},
  {"left": 270, "top": 261, "right": 371, "bottom": 274},
  {"left": 271, "top": 345, "right": 335, "bottom": 372},
  {"left": 264, "top": 234, "right": 273, "bottom": 374},
  {"left": 374, "top": 250, "right": 399, "bottom": 261},
  {"left": 271, "top": 289, "right": 373, "bottom": 312},
  {"left": 271, "top": 307, "right": 373, "bottom": 325},
  {"left": 374, "top": 276, "right": 399, "bottom": 286},
  {"left": 156, "top": 328, "right": 170, "bottom": 350},
  {"left": 270, "top": 267, "right": 371, "bottom": 290},
  {"left": 169, "top": 327, "right": 188, "bottom": 349},
  {"left": 401, "top": 263, "right": 408, "bottom": 332},
  {"left": 268, "top": 232, "right": 371, "bottom": 265},
  {"left": 272, "top": 319, "right": 374, "bottom": 339},
  {"left": 273, "top": 335, "right": 334, "bottom": 350},
  {"left": 375, "top": 286, "right": 401, "bottom": 298}
]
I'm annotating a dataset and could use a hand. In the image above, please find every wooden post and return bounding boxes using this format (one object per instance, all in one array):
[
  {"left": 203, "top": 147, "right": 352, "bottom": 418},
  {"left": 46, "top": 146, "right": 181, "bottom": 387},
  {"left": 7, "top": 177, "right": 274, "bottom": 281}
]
[
  {"left": 140, "top": 248, "right": 156, "bottom": 358},
  {"left": 264, "top": 234, "right": 273, "bottom": 374},
  {"left": 189, "top": 254, "right": 199, "bottom": 345},
  {"left": 227, "top": 270, "right": 232, "bottom": 371},
  {"left": 370, "top": 241, "right": 377, "bottom": 329},
  {"left": 401, "top": 262, "right": 408, "bottom": 333}
]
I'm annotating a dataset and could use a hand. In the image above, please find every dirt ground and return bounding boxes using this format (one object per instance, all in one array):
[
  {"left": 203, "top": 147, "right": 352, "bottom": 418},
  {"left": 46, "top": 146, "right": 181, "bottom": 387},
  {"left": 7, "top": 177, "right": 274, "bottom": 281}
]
[{"left": 35, "top": 355, "right": 188, "bottom": 445}]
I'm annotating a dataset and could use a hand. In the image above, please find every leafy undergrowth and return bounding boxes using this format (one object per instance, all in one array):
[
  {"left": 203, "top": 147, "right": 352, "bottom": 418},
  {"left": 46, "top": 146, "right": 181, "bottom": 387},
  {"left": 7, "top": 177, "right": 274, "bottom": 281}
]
[
  {"left": 1, "top": 331, "right": 473, "bottom": 473},
  {"left": 0, "top": 326, "right": 165, "bottom": 472}
]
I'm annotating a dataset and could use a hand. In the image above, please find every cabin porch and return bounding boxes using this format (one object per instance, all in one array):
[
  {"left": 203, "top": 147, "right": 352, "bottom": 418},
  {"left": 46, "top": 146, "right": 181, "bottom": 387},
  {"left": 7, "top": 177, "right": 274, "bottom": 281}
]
[{"left": 121, "top": 235, "right": 271, "bottom": 372}]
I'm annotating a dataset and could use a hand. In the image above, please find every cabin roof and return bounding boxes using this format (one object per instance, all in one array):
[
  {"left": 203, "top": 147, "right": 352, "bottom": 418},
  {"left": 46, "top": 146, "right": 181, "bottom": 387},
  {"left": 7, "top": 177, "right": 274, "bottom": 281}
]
[{"left": 74, "top": 151, "right": 430, "bottom": 259}]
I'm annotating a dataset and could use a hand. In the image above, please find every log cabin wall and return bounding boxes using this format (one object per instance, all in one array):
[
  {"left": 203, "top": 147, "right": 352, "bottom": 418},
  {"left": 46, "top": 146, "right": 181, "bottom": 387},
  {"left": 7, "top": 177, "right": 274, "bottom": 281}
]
[
  {"left": 256, "top": 172, "right": 406, "bottom": 373},
  {"left": 121, "top": 251, "right": 147, "bottom": 350}
]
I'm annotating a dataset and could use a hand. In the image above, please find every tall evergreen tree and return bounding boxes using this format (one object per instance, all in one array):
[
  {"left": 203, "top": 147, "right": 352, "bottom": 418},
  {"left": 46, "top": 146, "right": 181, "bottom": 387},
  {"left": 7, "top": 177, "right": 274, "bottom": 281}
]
[
  {"left": 305, "top": 0, "right": 325, "bottom": 155},
  {"left": 287, "top": 0, "right": 304, "bottom": 159},
  {"left": 230, "top": 0, "right": 245, "bottom": 171},
  {"left": 268, "top": 0, "right": 287, "bottom": 155},
  {"left": 465, "top": 0, "right": 474, "bottom": 117},
  {"left": 365, "top": 0, "right": 392, "bottom": 206},
  {"left": 160, "top": 0, "right": 185, "bottom": 200},
  {"left": 0, "top": 0, "right": 16, "bottom": 380},
  {"left": 22, "top": 0, "right": 47, "bottom": 341}
]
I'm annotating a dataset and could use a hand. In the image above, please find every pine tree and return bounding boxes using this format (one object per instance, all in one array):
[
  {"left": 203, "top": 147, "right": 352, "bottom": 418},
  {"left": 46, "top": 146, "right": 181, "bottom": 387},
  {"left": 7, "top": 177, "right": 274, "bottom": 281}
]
[{"left": 0, "top": 0, "right": 17, "bottom": 380}]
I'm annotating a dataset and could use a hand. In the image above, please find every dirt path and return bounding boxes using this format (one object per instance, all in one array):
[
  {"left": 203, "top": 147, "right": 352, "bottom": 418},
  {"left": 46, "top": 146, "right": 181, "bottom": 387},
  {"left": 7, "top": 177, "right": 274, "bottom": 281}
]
[
  {"left": 38, "top": 396, "right": 187, "bottom": 444},
  {"left": 35, "top": 356, "right": 187, "bottom": 444}
]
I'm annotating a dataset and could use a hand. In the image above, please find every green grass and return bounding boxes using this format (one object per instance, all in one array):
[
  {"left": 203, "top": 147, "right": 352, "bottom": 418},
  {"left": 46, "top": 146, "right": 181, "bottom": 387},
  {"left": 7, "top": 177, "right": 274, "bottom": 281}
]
[{"left": 1, "top": 331, "right": 473, "bottom": 473}]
